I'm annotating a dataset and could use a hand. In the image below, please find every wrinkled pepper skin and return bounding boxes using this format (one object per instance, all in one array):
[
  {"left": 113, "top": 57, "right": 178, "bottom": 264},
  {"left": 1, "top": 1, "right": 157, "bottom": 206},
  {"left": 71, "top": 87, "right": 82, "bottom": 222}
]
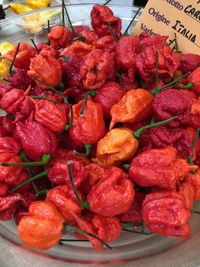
[
  {"left": 142, "top": 191, "right": 191, "bottom": 237},
  {"left": 178, "top": 182, "right": 194, "bottom": 209},
  {"left": 80, "top": 163, "right": 107, "bottom": 194},
  {"left": 80, "top": 49, "right": 114, "bottom": 90},
  {"left": 62, "top": 41, "right": 93, "bottom": 58},
  {"left": 15, "top": 118, "right": 57, "bottom": 161},
  {"left": 186, "top": 170, "right": 200, "bottom": 200},
  {"left": 0, "top": 152, "right": 24, "bottom": 186},
  {"left": 153, "top": 89, "right": 192, "bottom": 127},
  {"left": 47, "top": 25, "right": 73, "bottom": 49},
  {"left": 95, "top": 35, "right": 116, "bottom": 52},
  {"left": 46, "top": 185, "right": 83, "bottom": 221},
  {"left": 110, "top": 89, "right": 153, "bottom": 129},
  {"left": 48, "top": 159, "right": 87, "bottom": 187},
  {"left": 91, "top": 4, "right": 121, "bottom": 38},
  {"left": 69, "top": 96, "right": 105, "bottom": 144},
  {"left": 18, "top": 201, "right": 64, "bottom": 250},
  {"left": 87, "top": 166, "right": 135, "bottom": 217},
  {"left": 129, "top": 147, "right": 196, "bottom": 190},
  {"left": 187, "top": 98, "right": 200, "bottom": 129},
  {"left": 118, "top": 191, "right": 145, "bottom": 225},
  {"left": 8, "top": 68, "right": 34, "bottom": 90},
  {"left": 187, "top": 67, "right": 200, "bottom": 94},
  {"left": 94, "top": 82, "right": 124, "bottom": 118},
  {"left": 136, "top": 45, "right": 180, "bottom": 81},
  {"left": 180, "top": 53, "right": 200, "bottom": 73},
  {"left": 0, "top": 137, "right": 21, "bottom": 154},
  {"left": 3, "top": 43, "right": 36, "bottom": 70},
  {"left": 28, "top": 51, "right": 62, "bottom": 88},
  {"left": 140, "top": 126, "right": 200, "bottom": 160},
  {"left": 34, "top": 100, "right": 68, "bottom": 133},
  {"left": 92, "top": 215, "right": 122, "bottom": 243},
  {"left": 95, "top": 128, "right": 138, "bottom": 167}
]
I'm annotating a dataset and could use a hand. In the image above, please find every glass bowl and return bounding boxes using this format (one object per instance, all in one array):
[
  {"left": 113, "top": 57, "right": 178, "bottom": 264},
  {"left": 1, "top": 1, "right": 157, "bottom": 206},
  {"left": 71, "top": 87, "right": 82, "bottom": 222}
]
[{"left": 0, "top": 3, "right": 200, "bottom": 265}]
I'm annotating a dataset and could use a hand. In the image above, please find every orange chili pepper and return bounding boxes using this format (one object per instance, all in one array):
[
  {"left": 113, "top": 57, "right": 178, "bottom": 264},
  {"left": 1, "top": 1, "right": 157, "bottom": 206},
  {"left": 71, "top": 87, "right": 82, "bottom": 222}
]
[
  {"left": 109, "top": 88, "right": 153, "bottom": 130},
  {"left": 18, "top": 201, "right": 64, "bottom": 250},
  {"left": 178, "top": 182, "right": 194, "bottom": 209},
  {"left": 94, "top": 128, "right": 138, "bottom": 167},
  {"left": 186, "top": 170, "right": 200, "bottom": 200}
]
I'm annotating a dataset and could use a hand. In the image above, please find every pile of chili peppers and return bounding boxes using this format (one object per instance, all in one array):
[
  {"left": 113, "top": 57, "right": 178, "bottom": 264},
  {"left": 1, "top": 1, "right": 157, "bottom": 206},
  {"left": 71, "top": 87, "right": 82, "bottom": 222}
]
[{"left": 0, "top": 1, "right": 200, "bottom": 252}]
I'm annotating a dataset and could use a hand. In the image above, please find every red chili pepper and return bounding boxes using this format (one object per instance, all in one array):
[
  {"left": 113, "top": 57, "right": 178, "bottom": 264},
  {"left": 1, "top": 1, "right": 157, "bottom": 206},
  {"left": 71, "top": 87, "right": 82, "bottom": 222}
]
[
  {"left": 46, "top": 185, "right": 83, "bottom": 221},
  {"left": 152, "top": 89, "right": 192, "bottom": 127},
  {"left": 80, "top": 163, "right": 107, "bottom": 194},
  {"left": 0, "top": 152, "right": 24, "bottom": 186},
  {"left": 118, "top": 191, "right": 145, "bottom": 225},
  {"left": 76, "top": 28, "right": 98, "bottom": 44},
  {"left": 129, "top": 147, "right": 196, "bottom": 190},
  {"left": 80, "top": 49, "right": 115, "bottom": 90},
  {"left": 15, "top": 116, "right": 57, "bottom": 161},
  {"left": 0, "top": 116, "right": 15, "bottom": 136},
  {"left": 8, "top": 68, "right": 34, "bottom": 90},
  {"left": 178, "top": 182, "right": 194, "bottom": 209},
  {"left": 48, "top": 159, "right": 87, "bottom": 187},
  {"left": 0, "top": 137, "right": 21, "bottom": 154},
  {"left": 95, "top": 35, "right": 116, "bottom": 52},
  {"left": 47, "top": 25, "right": 73, "bottom": 49},
  {"left": 187, "top": 67, "right": 200, "bottom": 94},
  {"left": 2, "top": 43, "right": 37, "bottom": 70},
  {"left": 136, "top": 46, "right": 180, "bottom": 82},
  {"left": 87, "top": 166, "right": 135, "bottom": 217},
  {"left": 91, "top": 4, "right": 122, "bottom": 38},
  {"left": 140, "top": 126, "right": 200, "bottom": 160},
  {"left": 180, "top": 53, "right": 200, "bottom": 73},
  {"left": 28, "top": 50, "right": 62, "bottom": 88},
  {"left": 62, "top": 41, "right": 93, "bottom": 58},
  {"left": 69, "top": 96, "right": 105, "bottom": 144},
  {"left": 94, "top": 82, "right": 124, "bottom": 118},
  {"left": 142, "top": 191, "right": 191, "bottom": 237},
  {"left": 37, "top": 42, "right": 60, "bottom": 58},
  {"left": 33, "top": 99, "right": 68, "bottom": 133}
]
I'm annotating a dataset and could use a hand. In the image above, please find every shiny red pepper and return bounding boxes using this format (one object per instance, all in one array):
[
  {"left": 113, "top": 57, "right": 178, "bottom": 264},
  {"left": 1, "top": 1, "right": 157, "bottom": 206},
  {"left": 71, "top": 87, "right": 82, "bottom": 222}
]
[
  {"left": 47, "top": 25, "right": 73, "bottom": 49},
  {"left": 46, "top": 185, "right": 83, "bottom": 222},
  {"left": 48, "top": 159, "right": 87, "bottom": 187},
  {"left": 90, "top": 4, "right": 122, "bottom": 38},
  {"left": 2, "top": 43, "right": 37, "bottom": 70},
  {"left": 69, "top": 96, "right": 105, "bottom": 144},
  {"left": 15, "top": 116, "right": 57, "bottom": 161},
  {"left": 180, "top": 53, "right": 200, "bottom": 73},
  {"left": 33, "top": 100, "right": 68, "bottom": 133},
  {"left": 87, "top": 166, "right": 135, "bottom": 217},
  {"left": 129, "top": 147, "right": 196, "bottom": 190},
  {"left": 80, "top": 49, "right": 115, "bottom": 90},
  {"left": 28, "top": 50, "right": 62, "bottom": 88},
  {"left": 142, "top": 191, "right": 191, "bottom": 237}
]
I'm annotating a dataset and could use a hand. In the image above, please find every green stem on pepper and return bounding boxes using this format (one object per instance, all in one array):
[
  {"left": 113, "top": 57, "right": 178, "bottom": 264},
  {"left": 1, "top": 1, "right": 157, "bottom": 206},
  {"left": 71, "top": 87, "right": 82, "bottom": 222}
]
[
  {"left": 123, "top": 7, "right": 141, "bottom": 35},
  {"left": 47, "top": 20, "right": 51, "bottom": 33},
  {"left": 10, "top": 170, "right": 48, "bottom": 193},
  {"left": 107, "top": 22, "right": 118, "bottom": 41},
  {"left": 34, "top": 78, "right": 68, "bottom": 104},
  {"left": 67, "top": 161, "right": 89, "bottom": 209},
  {"left": 2, "top": 154, "right": 51, "bottom": 167},
  {"left": 188, "top": 128, "right": 200, "bottom": 174},
  {"left": 36, "top": 189, "right": 49, "bottom": 197},
  {"left": 65, "top": 106, "right": 74, "bottom": 131},
  {"left": 174, "top": 32, "right": 179, "bottom": 53},
  {"left": 80, "top": 90, "right": 96, "bottom": 115},
  {"left": 58, "top": 55, "right": 69, "bottom": 63},
  {"left": 64, "top": 224, "right": 112, "bottom": 249},
  {"left": 63, "top": 4, "right": 76, "bottom": 35},
  {"left": 103, "top": 0, "right": 112, "bottom": 5},
  {"left": 9, "top": 43, "right": 20, "bottom": 76},
  {"left": 61, "top": 0, "right": 65, "bottom": 26},
  {"left": 122, "top": 163, "right": 130, "bottom": 171},
  {"left": 151, "top": 72, "right": 191, "bottom": 95},
  {"left": 133, "top": 116, "right": 178, "bottom": 139},
  {"left": 20, "top": 152, "right": 39, "bottom": 194},
  {"left": 31, "top": 96, "right": 60, "bottom": 104},
  {"left": 30, "top": 39, "right": 39, "bottom": 54},
  {"left": 174, "top": 82, "right": 194, "bottom": 89},
  {"left": 73, "top": 144, "right": 92, "bottom": 158}
]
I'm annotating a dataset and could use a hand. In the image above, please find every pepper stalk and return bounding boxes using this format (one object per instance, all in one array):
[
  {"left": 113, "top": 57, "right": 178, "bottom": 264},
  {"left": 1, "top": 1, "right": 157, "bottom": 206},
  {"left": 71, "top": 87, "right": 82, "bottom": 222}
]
[
  {"left": 123, "top": 7, "right": 141, "bottom": 36},
  {"left": 1, "top": 154, "right": 51, "bottom": 167},
  {"left": 9, "top": 43, "right": 20, "bottom": 76},
  {"left": 67, "top": 160, "right": 89, "bottom": 209},
  {"left": 80, "top": 90, "right": 96, "bottom": 115},
  {"left": 133, "top": 116, "right": 178, "bottom": 139}
]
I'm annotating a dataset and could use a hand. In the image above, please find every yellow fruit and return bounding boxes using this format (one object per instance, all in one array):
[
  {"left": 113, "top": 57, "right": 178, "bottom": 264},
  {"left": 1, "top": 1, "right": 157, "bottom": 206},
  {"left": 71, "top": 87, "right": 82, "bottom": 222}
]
[
  {"left": 0, "top": 42, "right": 14, "bottom": 55},
  {"left": 9, "top": 3, "right": 33, "bottom": 14},
  {"left": 0, "top": 61, "right": 10, "bottom": 80},
  {"left": 26, "top": 0, "right": 51, "bottom": 9}
]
